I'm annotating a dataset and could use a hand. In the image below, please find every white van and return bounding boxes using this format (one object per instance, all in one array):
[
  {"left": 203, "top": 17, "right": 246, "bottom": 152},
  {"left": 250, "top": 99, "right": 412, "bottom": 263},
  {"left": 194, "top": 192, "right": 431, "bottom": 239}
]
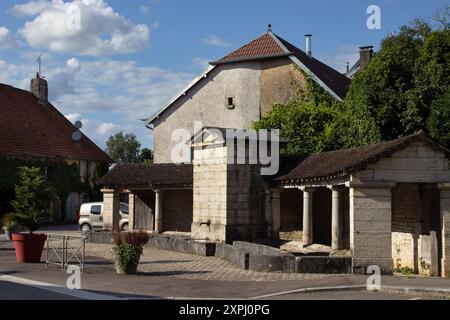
[{"left": 77, "top": 202, "right": 129, "bottom": 232}]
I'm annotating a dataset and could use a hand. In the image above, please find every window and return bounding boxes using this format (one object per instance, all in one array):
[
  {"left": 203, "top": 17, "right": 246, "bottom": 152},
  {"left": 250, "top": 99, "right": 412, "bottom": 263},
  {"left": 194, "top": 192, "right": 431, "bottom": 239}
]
[
  {"left": 120, "top": 203, "right": 129, "bottom": 215},
  {"left": 226, "top": 96, "right": 235, "bottom": 109},
  {"left": 90, "top": 205, "right": 102, "bottom": 215}
]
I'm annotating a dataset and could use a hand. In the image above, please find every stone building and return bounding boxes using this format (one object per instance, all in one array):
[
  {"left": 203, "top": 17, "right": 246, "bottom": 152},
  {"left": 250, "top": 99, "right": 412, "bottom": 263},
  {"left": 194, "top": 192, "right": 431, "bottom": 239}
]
[
  {"left": 97, "top": 30, "right": 450, "bottom": 277},
  {"left": 145, "top": 30, "right": 350, "bottom": 163},
  {"left": 0, "top": 75, "right": 111, "bottom": 221}
]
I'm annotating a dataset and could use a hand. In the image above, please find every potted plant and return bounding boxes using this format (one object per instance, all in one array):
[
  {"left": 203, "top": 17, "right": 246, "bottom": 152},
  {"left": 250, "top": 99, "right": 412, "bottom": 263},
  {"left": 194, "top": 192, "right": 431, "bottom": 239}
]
[
  {"left": 112, "top": 230, "right": 150, "bottom": 275},
  {"left": 2, "top": 214, "right": 18, "bottom": 241},
  {"left": 10, "top": 167, "right": 55, "bottom": 263}
]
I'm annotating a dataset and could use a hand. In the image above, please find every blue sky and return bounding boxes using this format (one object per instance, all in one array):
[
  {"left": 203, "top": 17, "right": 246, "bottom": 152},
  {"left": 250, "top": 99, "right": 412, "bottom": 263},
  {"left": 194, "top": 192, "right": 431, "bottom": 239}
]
[{"left": 0, "top": 0, "right": 448, "bottom": 149}]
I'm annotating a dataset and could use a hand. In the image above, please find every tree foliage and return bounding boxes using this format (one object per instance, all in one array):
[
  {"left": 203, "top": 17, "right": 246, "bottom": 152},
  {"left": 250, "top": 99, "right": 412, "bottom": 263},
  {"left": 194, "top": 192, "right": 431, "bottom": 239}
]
[
  {"left": 106, "top": 132, "right": 142, "bottom": 164},
  {"left": 343, "top": 17, "right": 450, "bottom": 147},
  {"left": 254, "top": 9, "right": 450, "bottom": 157},
  {"left": 10, "top": 167, "right": 55, "bottom": 233}
]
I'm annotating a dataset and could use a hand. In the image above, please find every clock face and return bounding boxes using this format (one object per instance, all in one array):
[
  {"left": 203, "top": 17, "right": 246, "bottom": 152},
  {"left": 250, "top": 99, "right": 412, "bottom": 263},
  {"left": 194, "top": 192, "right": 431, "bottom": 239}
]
[{"left": 72, "top": 130, "right": 82, "bottom": 141}]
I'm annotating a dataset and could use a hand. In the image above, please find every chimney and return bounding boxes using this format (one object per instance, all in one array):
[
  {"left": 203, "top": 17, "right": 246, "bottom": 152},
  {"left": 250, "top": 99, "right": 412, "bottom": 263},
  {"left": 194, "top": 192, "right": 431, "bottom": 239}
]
[
  {"left": 305, "top": 34, "right": 312, "bottom": 57},
  {"left": 359, "top": 46, "right": 374, "bottom": 71},
  {"left": 30, "top": 73, "right": 48, "bottom": 102}
]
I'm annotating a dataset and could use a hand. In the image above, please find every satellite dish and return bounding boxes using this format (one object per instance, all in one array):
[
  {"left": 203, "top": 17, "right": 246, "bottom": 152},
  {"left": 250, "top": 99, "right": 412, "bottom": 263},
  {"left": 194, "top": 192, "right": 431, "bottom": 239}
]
[
  {"left": 74, "top": 120, "right": 83, "bottom": 129},
  {"left": 72, "top": 131, "right": 82, "bottom": 141}
]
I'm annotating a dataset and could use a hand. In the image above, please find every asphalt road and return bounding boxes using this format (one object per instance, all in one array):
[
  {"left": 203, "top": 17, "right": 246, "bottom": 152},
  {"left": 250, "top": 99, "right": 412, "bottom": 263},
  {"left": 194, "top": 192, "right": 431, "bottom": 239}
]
[{"left": 0, "top": 280, "right": 79, "bottom": 300}]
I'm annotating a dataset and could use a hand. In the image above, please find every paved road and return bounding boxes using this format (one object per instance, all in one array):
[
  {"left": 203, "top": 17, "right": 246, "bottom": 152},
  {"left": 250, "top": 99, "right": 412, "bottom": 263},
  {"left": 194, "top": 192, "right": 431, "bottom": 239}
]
[{"left": 0, "top": 280, "right": 79, "bottom": 300}]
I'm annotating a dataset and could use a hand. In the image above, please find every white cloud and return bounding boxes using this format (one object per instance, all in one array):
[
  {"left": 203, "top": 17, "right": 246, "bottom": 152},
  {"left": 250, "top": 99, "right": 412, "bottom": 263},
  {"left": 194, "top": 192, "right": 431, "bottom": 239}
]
[
  {"left": 66, "top": 57, "right": 80, "bottom": 70},
  {"left": 16, "top": 0, "right": 151, "bottom": 56},
  {"left": 192, "top": 57, "right": 211, "bottom": 71},
  {"left": 139, "top": 5, "right": 150, "bottom": 15},
  {"left": 202, "top": 34, "right": 232, "bottom": 47},
  {"left": 65, "top": 113, "right": 124, "bottom": 147},
  {"left": 0, "top": 55, "right": 194, "bottom": 148},
  {"left": 0, "top": 27, "right": 19, "bottom": 50},
  {"left": 11, "top": 0, "right": 51, "bottom": 17},
  {"left": 321, "top": 45, "right": 360, "bottom": 73}
]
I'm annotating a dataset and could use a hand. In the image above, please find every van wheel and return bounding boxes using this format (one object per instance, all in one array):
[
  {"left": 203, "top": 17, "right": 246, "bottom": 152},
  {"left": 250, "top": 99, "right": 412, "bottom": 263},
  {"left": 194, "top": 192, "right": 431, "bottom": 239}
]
[
  {"left": 81, "top": 224, "right": 92, "bottom": 233},
  {"left": 121, "top": 223, "right": 129, "bottom": 231}
]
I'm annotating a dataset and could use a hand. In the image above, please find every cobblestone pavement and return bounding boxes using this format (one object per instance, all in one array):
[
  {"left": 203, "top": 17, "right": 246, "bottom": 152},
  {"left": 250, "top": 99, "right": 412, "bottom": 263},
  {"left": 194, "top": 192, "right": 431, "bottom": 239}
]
[{"left": 85, "top": 243, "right": 335, "bottom": 282}]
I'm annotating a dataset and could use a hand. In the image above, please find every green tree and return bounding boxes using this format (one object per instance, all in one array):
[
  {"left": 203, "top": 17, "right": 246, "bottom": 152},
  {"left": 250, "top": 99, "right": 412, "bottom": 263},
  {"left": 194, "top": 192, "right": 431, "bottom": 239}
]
[
  {"left": 139, "top": 148, "right": 154, "bottom": 164},
  {"left": 253, "top": 71, "right": 342, "bottom": 157},
  {"left": 343, "top": 17, "right": 450, "bottom": 147},
  {"left": 10, "top": 167, "right": 55, "bottom": 233},
  {"left": 106, "top": 132, "right": 142, "bottom": 164}
]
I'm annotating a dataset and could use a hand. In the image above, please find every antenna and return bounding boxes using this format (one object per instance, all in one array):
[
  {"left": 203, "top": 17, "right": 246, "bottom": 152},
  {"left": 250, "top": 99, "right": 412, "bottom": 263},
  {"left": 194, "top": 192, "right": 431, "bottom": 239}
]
[{"left": 37, "top": 52, "right": 43, "bottom": 77}]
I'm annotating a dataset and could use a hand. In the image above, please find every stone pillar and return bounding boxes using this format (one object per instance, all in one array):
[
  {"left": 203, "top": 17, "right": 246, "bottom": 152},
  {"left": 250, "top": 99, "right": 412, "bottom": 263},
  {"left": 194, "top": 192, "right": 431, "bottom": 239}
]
[
  {"left": 101, "top": 189, "right": 120, "bottom": 231},
  {"left": 154, "top": 189, "right": 163, "bottom": 234},
  {"left": 439, "top": 183, "right": 450, "bottom": 277},
  {"left": 271, "top": 189, "right": 281, "bottom": 239},
  {"left": 127, "top": 191, "right": 135, "bottom": 230},
  {"left": 347, "top": 181, "right": 396, "bottom": 274},
  {"left": 328, "top": 185, "right": 345, "bottom": 250},
  {"left": 300, "top": 187, "right": 316, "bottom": 247}
]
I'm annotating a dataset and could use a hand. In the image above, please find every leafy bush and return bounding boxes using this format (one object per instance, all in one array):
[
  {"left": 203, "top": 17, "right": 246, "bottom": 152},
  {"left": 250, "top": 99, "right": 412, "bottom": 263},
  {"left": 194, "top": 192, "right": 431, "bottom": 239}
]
[
  {"left": 9, "top": 167, "right": 55, "bottom": 233},
  {"left": 112, "top": 231, "right": 150, "bottom": 274}
]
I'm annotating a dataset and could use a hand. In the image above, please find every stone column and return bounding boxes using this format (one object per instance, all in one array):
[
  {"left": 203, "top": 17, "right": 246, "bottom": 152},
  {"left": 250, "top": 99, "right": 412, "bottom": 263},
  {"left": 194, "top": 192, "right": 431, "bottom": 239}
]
[
  {"left": 347, "top": 181, "right": 396, "bottom": 274},
  {"left": 271, "top": 189, "right": 281, "bottom": 240},
  {"left": 438, "top": 183, "right": 450, "bottom": 277},
  {"left": 300, "top": 187, "right": 316, "bottom": 247},
  {"left": 101, "top": 189, "right": 120, "bottom": 231},
  {"left": 154, "top": 189, "right": 163, "bottom": 234},
  {"left": 127, "top": 191, "right": 135, "bottom": 230},
  {"left": 328, "top": 185, "right": 345, "bottom": 250}
]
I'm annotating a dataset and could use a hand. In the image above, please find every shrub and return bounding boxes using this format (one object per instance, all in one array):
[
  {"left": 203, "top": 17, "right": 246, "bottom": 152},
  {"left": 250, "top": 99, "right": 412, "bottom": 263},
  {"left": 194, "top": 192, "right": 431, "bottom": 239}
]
[{"left": 112, "top": 230, "right": 150, "bottom": 274}]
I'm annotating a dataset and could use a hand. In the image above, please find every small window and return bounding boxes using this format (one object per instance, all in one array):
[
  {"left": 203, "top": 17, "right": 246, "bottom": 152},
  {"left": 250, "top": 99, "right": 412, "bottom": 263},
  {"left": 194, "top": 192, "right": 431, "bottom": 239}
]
[
  {"left": 90, "top": 205, "right": 102, "bottom": 215},
  {"left": 226, "top": 97, "right": 235, "bottom": 109},
  {"left": 120, "top": 203, "right": 129, "bottom": 215}
]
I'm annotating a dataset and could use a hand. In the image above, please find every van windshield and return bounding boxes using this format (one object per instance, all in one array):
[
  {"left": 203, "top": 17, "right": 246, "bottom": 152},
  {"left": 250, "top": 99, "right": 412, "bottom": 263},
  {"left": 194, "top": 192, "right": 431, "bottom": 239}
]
[{"left": 120, "top": 203, "right": 129, "bottom": 215}]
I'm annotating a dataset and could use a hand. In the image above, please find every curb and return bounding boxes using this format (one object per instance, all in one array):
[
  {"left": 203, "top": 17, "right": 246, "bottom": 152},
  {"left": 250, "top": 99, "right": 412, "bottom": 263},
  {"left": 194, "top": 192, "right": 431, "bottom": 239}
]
[
  {"left": 379, "top": 285, "right": 450, "bottom": 299},
  {"left": 250, "top": 284, "right": 450, "bottom": 299}
]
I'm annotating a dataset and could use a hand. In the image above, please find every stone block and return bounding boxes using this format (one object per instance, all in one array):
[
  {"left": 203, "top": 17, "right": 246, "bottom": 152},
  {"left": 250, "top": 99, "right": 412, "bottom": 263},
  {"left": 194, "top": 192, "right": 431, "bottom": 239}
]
[{"left": 295, "top": 256, "right": 352, "bottom": 274}]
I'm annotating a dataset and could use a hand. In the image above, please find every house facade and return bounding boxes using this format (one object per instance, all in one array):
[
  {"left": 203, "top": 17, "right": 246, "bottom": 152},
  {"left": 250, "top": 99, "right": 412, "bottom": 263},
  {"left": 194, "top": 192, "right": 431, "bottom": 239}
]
[
  {"left": 0, "top": 74, "right": 111, "bottom": 222},
  {"left": 146, "top": 30, "right": 350, "bottom": 163}
]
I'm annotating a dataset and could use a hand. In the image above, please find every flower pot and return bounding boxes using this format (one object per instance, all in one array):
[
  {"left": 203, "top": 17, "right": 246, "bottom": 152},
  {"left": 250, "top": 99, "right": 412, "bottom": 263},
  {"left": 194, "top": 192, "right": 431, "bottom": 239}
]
[
  {"left": 115, "top": 255, "right": 141, "bottom": 275},
  {"left": 12, "top": 233, "right": 47, "bottom": 263}
]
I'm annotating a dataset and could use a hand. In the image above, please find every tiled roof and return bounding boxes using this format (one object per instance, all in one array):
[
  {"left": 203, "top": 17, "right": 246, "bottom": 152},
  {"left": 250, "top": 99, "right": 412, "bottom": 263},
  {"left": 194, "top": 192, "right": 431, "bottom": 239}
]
[
  {"left": 212, "top": 33, "right": 289, "bottom": 64},
  {"left": 97, "top": 163, "right": 193, "bottom": 188},
  {"left": 211, "top": 32, "right": 350, "bottom": 100},
  {"left": 276, "top": 131, "right": 450, "bottom": 184},
  {"left": 146, "top": 31, "right": 351, "bottom": 124},
  {"left": 0, "top": 83, "right": 111, "bottom": 162}
]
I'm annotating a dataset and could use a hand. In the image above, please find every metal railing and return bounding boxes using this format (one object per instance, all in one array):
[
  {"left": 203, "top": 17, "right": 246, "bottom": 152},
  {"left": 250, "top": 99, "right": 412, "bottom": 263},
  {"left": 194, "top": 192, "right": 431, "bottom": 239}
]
[{"left": 45, "top": 233, "right": 86, "bottom": 273}]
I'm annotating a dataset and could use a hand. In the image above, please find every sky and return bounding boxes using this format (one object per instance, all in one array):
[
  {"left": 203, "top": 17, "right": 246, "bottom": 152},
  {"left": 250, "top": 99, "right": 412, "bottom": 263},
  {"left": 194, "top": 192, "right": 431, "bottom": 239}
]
[{"left": 0, "top": 0, "right": 448, "bottom": 150}]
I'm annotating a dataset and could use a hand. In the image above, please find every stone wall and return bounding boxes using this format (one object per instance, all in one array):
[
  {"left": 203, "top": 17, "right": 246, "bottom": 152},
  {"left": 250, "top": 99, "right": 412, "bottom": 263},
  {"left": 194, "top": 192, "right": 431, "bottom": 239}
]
[
  {"left": 152, "top": 58, "right": 302, "bottom": 164},
  {"left": 259, "top": 59, "right": 306, "bottom": 116},
  {"left": 191, "top": 140, "right": 269, "bottom": 243},
  {"left": 349, "top": 183, "right": 395, "bottom": 274}
]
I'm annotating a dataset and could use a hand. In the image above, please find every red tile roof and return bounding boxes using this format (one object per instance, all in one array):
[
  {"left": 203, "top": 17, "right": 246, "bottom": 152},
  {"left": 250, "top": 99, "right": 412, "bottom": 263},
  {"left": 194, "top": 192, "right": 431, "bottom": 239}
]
[
  {"left": 213, "top": 33, "right": 289, "bottom": 64},
  {"left": 211, "top": 32, "right": 350, "bottom": 100},
  {"left": 0, "top": 83, "right": 112, "bottom": 163}
]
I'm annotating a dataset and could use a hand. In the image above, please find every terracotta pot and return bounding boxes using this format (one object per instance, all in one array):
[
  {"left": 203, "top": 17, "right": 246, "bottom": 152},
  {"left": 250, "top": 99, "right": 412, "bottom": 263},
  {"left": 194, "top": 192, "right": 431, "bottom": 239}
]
[
  {"left": 115, "top": 255, "right": 141, "bottom": 275},
  {"left": 12, "top": 233, "right": 47, "bottom": 263}
]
